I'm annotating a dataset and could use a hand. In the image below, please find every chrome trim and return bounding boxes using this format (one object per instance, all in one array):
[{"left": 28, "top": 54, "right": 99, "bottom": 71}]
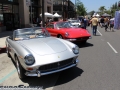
[{"left": 25, "top": 59, "right": 79, "bottom": 77}]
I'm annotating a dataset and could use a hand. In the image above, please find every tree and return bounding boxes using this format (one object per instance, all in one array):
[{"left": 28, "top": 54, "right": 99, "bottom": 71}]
[
  {"left": 115, "top": 2, "right": 118, "bottom": 9},
  {"left": 75, "top": 0, "right": 87, "bottom": 16},
  {"left": 88, "top": 10, "right": 95, "bottom": 16},
  {"left": 99, "top": 6, "right": 106, "bottom": 14}
]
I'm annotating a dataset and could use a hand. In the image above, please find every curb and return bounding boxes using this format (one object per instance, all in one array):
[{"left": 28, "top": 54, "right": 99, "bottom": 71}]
[{"left": 0, "top": 47, "right": 6, "bottom": 54}]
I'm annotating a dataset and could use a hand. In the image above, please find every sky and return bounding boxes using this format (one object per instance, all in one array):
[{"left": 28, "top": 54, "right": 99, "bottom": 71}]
[{"left": 71, "top": 0, "right": 119, "bottom": 12}]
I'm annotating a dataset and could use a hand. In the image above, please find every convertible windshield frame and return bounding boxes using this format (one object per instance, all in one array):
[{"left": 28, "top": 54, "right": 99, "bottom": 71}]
[
  {"left": 56, "top": 22, "right": 73, "bottom": 28},
  {"left": 13, "top": 27, "right": 50, "bottom": 41}
]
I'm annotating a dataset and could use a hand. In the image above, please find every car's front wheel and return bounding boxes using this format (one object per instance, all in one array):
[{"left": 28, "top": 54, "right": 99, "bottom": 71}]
[
  {"left": 6, "top": 48, "right": 11, "bottom": 58},
  {"left": 15, "top": 56, "right": 26, "bottom": 79},
  {"left": 58, "top": 35, "right": 63, "bottom": 39},
  {"left": 6, "top": 45, "right": 11, "bottom": 58}
]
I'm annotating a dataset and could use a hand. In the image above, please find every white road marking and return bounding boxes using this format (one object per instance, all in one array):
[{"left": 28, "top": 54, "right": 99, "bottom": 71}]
[
  {"left": 107, "top": 42, "right": 118, "bottom": 53},
  {"left": 97, "top": 29, "right": 102, "bottom": 36}
]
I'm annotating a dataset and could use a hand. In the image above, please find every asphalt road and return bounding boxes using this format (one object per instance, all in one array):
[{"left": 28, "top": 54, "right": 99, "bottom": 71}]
[{"left": 0, "top": 26, "right": 120, "bottom": 90}]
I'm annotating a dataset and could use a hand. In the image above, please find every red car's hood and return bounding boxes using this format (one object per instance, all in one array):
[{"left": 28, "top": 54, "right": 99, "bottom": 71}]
[{"left": 60, "top": 28, "right": 91, "bottom": 38}]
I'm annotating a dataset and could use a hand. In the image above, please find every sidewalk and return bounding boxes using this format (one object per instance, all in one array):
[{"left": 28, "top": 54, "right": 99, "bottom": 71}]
[{"left": 0, "top": 31, "right": 13, "bottom": 53}]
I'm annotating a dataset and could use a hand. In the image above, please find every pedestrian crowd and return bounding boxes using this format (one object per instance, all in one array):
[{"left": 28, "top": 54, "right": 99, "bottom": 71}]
[
  {"left": 32, "top": 14, "right": 115, "bottom": 36},
  {"left": 89, "top": 15, "right": 114, "bottom": 36}
]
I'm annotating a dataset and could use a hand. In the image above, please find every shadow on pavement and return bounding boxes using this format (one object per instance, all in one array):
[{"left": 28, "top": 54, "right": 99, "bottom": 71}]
[
  {"left": 0, "top": 48, "right": 6, "bottom": 54},
  {"left": 54, "top": 67, "right": 84, "bottom": 86},
  {"left": 75, "top": 42, "right": 94, "bottom": 48},
  {"left": 21, "top": 67, "right": 83, "bottom": 89},
  {"left": 94, "top": 35, "right": 101, "bottom": 36}
]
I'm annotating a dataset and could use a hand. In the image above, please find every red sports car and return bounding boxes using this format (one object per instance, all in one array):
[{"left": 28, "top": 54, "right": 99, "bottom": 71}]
[{"left": 46, "top": 21, "right": 91, "bottom": 43}]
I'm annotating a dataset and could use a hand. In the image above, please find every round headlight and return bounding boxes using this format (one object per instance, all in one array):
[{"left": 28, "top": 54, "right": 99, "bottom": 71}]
[
  {"left": 24, "top": 54, "right": 35, "bottom": 65},
  {"left": 72, "top": 46, "right": 79, "bottom": 54}
]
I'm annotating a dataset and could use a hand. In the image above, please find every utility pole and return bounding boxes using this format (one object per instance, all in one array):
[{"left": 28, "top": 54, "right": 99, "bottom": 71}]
[
  {"left": 42, "top": 0, "right": 45, "bottom": 27},
  {"left": 75, "top": 0, "right": 77, "bottom": 18},
  {"left": 68, "top": 0, "right": 69, "bottom": 19},
  {"left": 62, "top": 0, "right": 64, "bottom": 21},
  {"left": 30, "top": 0, "right": 32, "bottom": 25}
]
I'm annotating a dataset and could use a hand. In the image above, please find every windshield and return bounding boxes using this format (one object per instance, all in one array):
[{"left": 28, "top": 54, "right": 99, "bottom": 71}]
[
  {"left": 14, "top": 28, "right": 50, "bottom": 41},
  {"left": 56, "top": 22, "right": 73, "bottom": 28},
  {"left": 69, "top": 20, "right": 79, "bottom": 23}
]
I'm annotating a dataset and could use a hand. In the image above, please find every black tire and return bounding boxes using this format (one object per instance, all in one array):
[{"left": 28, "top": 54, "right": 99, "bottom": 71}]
[
  {"left": 15, "top": 56, "right": 26, "bottom": 79},
  {"left": 58, "top": 35, "right": 63, "bottom": 39}
]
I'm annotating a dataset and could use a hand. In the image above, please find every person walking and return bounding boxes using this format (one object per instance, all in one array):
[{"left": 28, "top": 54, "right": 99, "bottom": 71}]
[
  {"left": 100, "top": 17, "right": 104, "bottom": 28},
  {"left": 91, "top": 15, "right": 98, "bottom": 36},
  {"left": 109, "top": 17, "right": 114, "bottom": 32},
  {"left": 104, "top": 17, "right": 109, "bottom": 31}
]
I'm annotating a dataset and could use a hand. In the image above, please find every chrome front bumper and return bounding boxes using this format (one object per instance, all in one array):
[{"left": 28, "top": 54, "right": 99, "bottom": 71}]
[{"left": 25, "top": 59, "right": 79, "bottom": 77}]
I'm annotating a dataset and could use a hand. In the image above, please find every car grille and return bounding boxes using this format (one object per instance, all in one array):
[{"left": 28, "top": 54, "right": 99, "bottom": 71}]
[
  {"left": 39, "top": 58, "right": 75, "bottom": 73},
  {"left": 77, "top": 37, "right": 89, "bottom": 40}
]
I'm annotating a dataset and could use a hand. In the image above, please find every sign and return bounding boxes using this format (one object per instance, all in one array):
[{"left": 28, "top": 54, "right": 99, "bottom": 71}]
[
  {"left": 114, "top": 11, "right": 120, "bottom": 29},
  {"left": 26, "top": 0, "right": 31, "bottom": 7}
]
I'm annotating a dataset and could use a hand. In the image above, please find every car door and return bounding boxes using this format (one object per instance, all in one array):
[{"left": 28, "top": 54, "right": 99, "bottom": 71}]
[
  {"left": 46, "top": 24, "right": 57, "bottom": 37},
  {"left": 7, "top": 36, "right": 15, "bottom": 59}
]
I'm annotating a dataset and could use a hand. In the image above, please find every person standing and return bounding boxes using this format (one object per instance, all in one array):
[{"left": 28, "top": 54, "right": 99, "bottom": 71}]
[
  {"left": 91, "top": 16, "right": 98, "bottom": 36},
  {"left": 36, "top": 16, "right": 41, "bottom": 27},
  {"left": 83, "top": 16, "right": 88, "bottom": 29}
]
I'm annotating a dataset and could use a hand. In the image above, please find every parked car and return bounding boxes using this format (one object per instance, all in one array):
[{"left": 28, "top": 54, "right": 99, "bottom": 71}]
[
  {"left": 68, "top": 19, "right": 81, "bottom": 27},
  {"left": 46, "top": 21, "right": 91, "bottom": 43},
  {"left": 6, "top": 27, "right": 79, "bottom": 79}
]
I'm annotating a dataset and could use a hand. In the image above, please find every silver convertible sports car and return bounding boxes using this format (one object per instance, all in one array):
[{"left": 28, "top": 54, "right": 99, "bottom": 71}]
[{"left": 6, "top": 27, "right": 79, "bottom": 79}]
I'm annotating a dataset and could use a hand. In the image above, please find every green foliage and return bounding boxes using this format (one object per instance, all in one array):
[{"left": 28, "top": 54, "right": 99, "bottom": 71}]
[
  {"left": 87, "top": 11, "right": 95, "bottom": 15},
  {"left": 99, "top": 6, "right": 106, "bottom": 14},
  {"left": 75, "top": 0, "right": 87, "bottom": 16}
]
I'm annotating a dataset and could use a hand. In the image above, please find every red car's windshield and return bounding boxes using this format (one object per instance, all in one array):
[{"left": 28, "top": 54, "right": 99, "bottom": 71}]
[{"left": 56, "top": 22, "right": 73, "bottom": 28}]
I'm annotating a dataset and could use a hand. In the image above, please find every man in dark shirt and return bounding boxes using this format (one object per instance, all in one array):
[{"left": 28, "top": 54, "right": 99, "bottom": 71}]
[{"left": 100, "top": 17, "right": 104, "bottom": 28}]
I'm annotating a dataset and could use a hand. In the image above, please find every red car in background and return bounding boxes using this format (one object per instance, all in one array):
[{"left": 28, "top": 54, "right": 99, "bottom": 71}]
[{"left": 46, "top": 21, "right": 91, "bottom": 44}]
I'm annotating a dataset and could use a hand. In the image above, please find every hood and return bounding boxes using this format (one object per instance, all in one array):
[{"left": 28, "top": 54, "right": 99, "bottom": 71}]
[
  {"left": 61, "top": 28, "right": 91, "bottom": 38},
  {"left": 18, "top": 37, "right": 67, "bottom": 55}
]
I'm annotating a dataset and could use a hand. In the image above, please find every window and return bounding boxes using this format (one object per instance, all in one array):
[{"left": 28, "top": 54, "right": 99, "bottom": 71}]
[
  {"left": 47, "top": 24, "right": 54, "bottom": 29},
  {"left": 31, "top": 0, "right": 38, "bottom": 5},
  {"left": 8, "top": 0, "right": 18, "bottom": 2},
  {"left": 0, "top": 4, "right": 4, "bottom": 27},
  {"left": 3, "top": 4, "right": 12, "bottom": 13},
  {"left": 8, "top": 0, "right": 12, "bottom": 1}
]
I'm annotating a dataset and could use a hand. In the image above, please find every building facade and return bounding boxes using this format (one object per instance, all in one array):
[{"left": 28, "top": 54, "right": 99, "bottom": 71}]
[
  {"left": 53, "top": 0, "right": 76, "bottom": 20},
  {"left": 0, "top": 0, "right": 53, "bottom": 32}
]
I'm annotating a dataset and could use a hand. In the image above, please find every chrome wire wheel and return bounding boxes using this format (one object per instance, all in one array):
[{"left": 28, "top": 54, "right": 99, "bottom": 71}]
[
  {"left": 15, "top": 56, "right": 26, "bottom": 79},
  {"left": 6, "top": 47, "right": 10, "bottom": 57},
  {"left": 16, "top": 58, "right": 20, "bottom": 75}
]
